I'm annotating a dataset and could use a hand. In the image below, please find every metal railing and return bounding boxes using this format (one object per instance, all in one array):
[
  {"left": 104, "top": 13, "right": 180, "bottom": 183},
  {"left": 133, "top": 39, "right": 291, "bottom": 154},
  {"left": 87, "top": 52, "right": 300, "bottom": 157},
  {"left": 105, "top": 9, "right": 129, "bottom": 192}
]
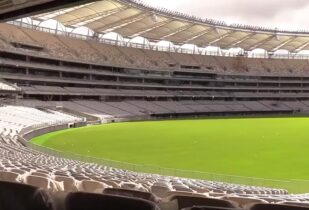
[{"left": 27, "top": 141, "right": 309, "bottom": 194}]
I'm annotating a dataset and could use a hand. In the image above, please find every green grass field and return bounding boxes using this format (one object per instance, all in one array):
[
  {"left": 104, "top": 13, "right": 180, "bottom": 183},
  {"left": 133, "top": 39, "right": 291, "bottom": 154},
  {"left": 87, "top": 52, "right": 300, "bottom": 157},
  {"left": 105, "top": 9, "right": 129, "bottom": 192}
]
[{"left": 31, "top": 118, "right": 309, "bottom": 193}]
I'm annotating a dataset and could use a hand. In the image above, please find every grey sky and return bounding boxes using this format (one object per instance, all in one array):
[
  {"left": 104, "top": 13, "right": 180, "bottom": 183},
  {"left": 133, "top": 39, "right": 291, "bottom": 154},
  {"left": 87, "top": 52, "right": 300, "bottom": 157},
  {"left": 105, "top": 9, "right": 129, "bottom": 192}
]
[{"left": 141, "top": 0, "right": 309, "bottom": 31}]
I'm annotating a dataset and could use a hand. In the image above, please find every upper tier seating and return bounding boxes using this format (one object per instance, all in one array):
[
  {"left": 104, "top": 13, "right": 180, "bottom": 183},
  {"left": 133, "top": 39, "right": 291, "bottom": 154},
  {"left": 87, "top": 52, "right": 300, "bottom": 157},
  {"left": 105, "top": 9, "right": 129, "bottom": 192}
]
[
  {"left": 16, "top": 99, "right": 301, "bottom": 120},
  {"left": 0, "top": 24, "right": 38, "bottom": 46},
  {"left": 2, "top": 23, "right": 309, "bottom": 76},
  {"left": 1, "top": 21, "right": 309, "bottom": 208}
]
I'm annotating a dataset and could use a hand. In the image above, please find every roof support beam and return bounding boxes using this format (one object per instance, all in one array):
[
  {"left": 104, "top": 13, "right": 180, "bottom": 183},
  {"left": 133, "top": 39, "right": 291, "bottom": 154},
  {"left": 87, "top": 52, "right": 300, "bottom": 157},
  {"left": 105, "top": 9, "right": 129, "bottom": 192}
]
[
  {"left": 271, "top": 36, "right": 297, "bottom": 51},
  {"left": 248, "top": 35, "right": 275, "bottom": 51},
  {"left": 183, "top": 28, "right": 215, "bottom": 43},
  {"left": 229, "top": 33, "right": 256, "bottom": 47},
  {"left": 107, "top": 15, "right": 149, "bottom": 32},
  {"left": 66, "top": 6, "right": 129, "bottom": 27},
  {"left": 102, "top": 13, "right": 150, "bottom": 32},
  {"left": 208, "top": 30, "right": 235, "bottom": 45},
  {"left": 159, "top": 24, "right": 193, "bottom": 39},
  {"left": 293, "top": 41, "right": 309, "bottom": 52},
  {"left": 71, "top": 6, "right": 129, "bottom": 27},
  {"left": 131, "top": 19, "right": 172, "bottom": 37},
  {"left": 33, "top": 2, "right": 94, "bottom": 20}
]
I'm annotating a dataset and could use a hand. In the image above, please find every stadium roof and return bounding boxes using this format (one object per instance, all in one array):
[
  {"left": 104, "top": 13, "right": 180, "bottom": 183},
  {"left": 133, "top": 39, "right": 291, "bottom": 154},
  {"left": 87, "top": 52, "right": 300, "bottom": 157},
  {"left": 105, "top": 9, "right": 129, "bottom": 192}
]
[
  {"left": 31, "top": 0, "right": 309, "bottom": 53},
  {"left": 0, "top": 0, "right": 90, "bottom": 21}
]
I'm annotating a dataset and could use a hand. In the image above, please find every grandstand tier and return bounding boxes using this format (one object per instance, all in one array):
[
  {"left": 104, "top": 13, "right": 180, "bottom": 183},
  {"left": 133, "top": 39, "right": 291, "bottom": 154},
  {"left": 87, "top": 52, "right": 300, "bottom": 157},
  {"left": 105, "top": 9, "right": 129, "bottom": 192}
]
[
  {"left": 1, "top": 23, "right": 309, "bottom": 109},
  {"left": 2, "top": 0, "right": 309, "bottom": 208}
]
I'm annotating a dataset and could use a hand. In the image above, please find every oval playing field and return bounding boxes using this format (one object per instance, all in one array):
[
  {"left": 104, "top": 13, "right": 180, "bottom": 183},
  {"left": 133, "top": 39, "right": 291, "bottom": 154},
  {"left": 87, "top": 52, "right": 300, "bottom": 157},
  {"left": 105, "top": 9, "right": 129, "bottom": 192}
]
[{"left": 31, "top": 118, "right": 309, "bottom": 192}]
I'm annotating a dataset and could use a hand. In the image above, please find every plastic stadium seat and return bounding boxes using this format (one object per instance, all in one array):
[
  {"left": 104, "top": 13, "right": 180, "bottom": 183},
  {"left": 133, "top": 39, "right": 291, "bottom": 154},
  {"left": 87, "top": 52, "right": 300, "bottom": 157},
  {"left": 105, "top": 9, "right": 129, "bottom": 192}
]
[
  {"left": 165, "top": 191, "right": 206, "bottom": 199},
  {"left": 173, "top": 186, "right": 194, "bottom": 192},
  {"left": 99, "top": 179, "right": 120, "bottom": 188},
  {"left": 23, "top": 175, "right": 59, "bottom": 192},
  {"left": 10, "top": 168, "right": 27, "bottom": 175},
  {"left": 24, "top": 175, "right": 50, "bottom": 189},
  {"left": 168, "top": 195, "right": 237, "bottom": 210},
  {"left": 120, "top": 181, "right": 145, "bottom": 191},
  {"left": 64, "top": 192, "right": 159, "bottom": 210},
  {"left": 250, "top": 204, "right": 309, "bottom": 210},
  {"left": 221, "top": 196, "right": 267, "bottom": 208},
  {"left": 151, "top": 185, "right": 171, "bottom": 198},
  {"left": 103, "top": 188, "right": 159, "bottom": 203},
  {"left": 255, "top": 197, "right": 284, "bottom": 203},
  {"left": 0, "top": 181, "right": 54, "bottom": 210},
  {"left": 0, "top": 171, "right": 20, "bottom": 182},
  {"left": 54, "top": 175, "right": 78, "bottom": 192},
  {"left": 77, "top": 179, "right": 107, "bottom": 193},
  {"left": 31, "top": 171, "right": 50, "bottom": 178}
]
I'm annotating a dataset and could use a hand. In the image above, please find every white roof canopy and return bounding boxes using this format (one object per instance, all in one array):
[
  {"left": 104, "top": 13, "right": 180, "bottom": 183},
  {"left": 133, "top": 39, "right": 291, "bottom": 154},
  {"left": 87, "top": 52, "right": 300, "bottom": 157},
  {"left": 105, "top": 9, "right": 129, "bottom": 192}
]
[{"left": 30, "top": 0, "right": 309, "bottom": 53}]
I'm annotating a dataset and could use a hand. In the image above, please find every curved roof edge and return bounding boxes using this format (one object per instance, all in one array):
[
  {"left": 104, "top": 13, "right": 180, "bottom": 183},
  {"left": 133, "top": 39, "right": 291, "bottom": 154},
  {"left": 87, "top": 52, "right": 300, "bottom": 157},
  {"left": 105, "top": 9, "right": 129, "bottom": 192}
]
[
  {"left": 122, "top": 0, "right": 309, "bottom": 36},
  {"left": 28, "top": 0, "right": 309, "bottom": 53}
]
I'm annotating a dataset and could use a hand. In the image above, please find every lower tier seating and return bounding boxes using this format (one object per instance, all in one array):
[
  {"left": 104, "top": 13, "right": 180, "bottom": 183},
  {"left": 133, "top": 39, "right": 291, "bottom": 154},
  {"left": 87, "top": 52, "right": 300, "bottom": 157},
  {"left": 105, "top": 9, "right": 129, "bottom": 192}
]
[
  {"left": 0, "top": 181, "right": 308, "bottom": 210},
  {"left": 0, "top": 104, "right": 308, "bottom": 210},
  {"left": 0, "top": 80, "right": 17, "bottom": 91},
  {"left": 15, "top": 99, "right": 304, "bottom": 120}
]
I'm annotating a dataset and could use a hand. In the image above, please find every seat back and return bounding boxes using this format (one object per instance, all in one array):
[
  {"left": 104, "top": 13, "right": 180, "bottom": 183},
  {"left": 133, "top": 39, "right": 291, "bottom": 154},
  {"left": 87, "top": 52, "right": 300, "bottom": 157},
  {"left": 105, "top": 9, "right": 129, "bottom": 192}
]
[
  {"left": 78, "top": 180, "right": 106, "bottom": 193},
  {"left": 222, "top": 196, "right": 267, "bottom": 208},
  {"left": 104, "top": 188, "right": 158, "bottom": 202},
  {"left": 0, "top": 181, "right": 54, "bottom": 210},
  {"left": 183, "top": 207, "right": 240, "bottom": 210},
  {"left": 182, "top": 206, "right": 243, "bottom": 210},
  {"left": 0, "top": 171, "right": 19, "bottom": 182},
  {"left": 170, "top": 195, "right": 236, "bottom": 210},
  {"left": 151, "top": 185, "right": 170, "bottom": 198},
  {"left": 24, "top": 175, "right": 50, "bottom": 190},
  {"left": 65, "top": 192, "right": 158, "bottom": 210},
  {"left": 55, "top": 176, "right": 77, "bottom": 192}
]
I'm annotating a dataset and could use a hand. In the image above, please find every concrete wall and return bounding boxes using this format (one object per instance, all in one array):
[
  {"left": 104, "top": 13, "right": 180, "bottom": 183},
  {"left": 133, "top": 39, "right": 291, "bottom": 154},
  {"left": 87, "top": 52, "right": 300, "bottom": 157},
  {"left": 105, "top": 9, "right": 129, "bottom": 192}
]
[{"left": 23, "top": 124, "right": 69, "bottom": 141}]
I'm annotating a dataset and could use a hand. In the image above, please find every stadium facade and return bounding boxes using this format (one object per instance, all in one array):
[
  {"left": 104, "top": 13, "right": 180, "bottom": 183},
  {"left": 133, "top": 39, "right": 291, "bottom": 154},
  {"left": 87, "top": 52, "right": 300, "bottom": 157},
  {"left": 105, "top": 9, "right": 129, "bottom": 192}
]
[{"left": 1, "top": 0, "right": 309, "bottom": 209}]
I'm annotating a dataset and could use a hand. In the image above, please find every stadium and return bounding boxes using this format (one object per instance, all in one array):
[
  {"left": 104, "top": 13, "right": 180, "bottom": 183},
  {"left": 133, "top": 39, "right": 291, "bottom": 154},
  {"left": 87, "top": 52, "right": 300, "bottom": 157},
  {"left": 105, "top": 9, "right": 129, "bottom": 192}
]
[{"left": 1, "top": 0, "right": 309, "bottom": 209}]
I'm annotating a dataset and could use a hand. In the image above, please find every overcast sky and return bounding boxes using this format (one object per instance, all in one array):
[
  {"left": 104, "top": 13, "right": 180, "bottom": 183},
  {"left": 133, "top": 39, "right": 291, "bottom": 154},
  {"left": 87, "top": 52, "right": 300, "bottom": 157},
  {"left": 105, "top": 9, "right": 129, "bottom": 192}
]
[{"left": 142, "top": 0, "right": 309, "bottom": 31}]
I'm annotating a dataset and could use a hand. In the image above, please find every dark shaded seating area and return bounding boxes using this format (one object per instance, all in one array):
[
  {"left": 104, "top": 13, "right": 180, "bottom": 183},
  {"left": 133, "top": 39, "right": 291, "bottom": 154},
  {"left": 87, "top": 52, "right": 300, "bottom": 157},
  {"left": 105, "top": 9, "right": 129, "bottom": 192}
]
[
  {"left": 183, "top": 207, "right": 241, "bottom": 210},
  {"left": 1, "top": 181, "right": 309, "bottom": 210},
  {"left": 103, "top": 187, "right": 159, "bottom": 203},
  {"left": 64, "top": 192, "right": 159, "bottom": 210},
  {"left": 169, "top": 195, "right": 237, "bottom": 210},
  {"left": 250, "top": 203, "right": 309, "bottom": 210},
  {"left": 0, "top": 181, "right": 54, "bottom": 210}
]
